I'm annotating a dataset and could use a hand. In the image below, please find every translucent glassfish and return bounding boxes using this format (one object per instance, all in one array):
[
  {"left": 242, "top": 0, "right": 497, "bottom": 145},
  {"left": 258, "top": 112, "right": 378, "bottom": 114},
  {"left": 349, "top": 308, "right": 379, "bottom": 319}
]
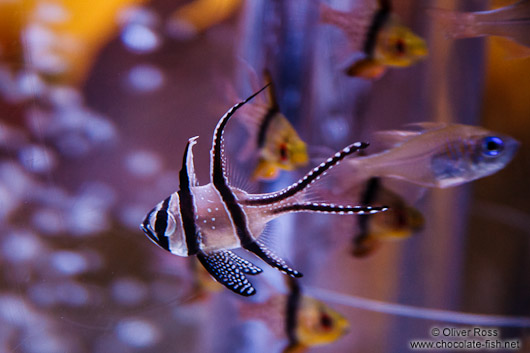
[
  {"left": 340, "top": 123, "right": 519, "bottom": 188},
  {"left": 320, "top": 0, "right": 428, "bottom": 79},
  {"left": 140, "top": 86, "right": 388, "bottom": 296},
  {"left": 239, "top": 279, "right": 350, "bottom": 352},
  {"left": 238, "top": 73, "right": 309, "bottom": 181},
  {"left": 429, "top": 0, "right": 530, "bottom": 53}
]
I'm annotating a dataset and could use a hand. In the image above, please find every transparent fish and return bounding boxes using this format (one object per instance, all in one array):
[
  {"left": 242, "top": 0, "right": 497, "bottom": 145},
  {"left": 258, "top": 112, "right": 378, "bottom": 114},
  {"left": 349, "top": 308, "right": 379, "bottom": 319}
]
[
  {"left": 166, "top": 0, "right": 242, "bottom": 39},
  {"left": 140, "top": 86, "right": 388, "bottom": 296},
  {"left": 238, "top": 72, "right": 309, "bottom": 181},
  {"left": 352, "top": 177, "right": 424, "bottom": 257},
  {"left": 429, "top": 0, "right": 530, "bottom": 54},
  {"left": 239, "top": 279, "right": 350, "bottom": 352},
  {"left": 341, "top": 123, "right": 519, "bottom": 189},
  {"left": 320, "top": 0, "right": 428, "bottom": 79}
]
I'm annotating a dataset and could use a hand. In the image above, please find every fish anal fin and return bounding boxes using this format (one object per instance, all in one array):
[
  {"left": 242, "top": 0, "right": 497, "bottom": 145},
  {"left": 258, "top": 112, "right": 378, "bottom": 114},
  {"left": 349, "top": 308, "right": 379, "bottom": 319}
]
[
  {"left": 346, "top": 58, "right": 387, "bottom": 79},
  {"left": 244, "top": 241, "right": 302, "bottom": 278},
  {"left": 196, "top": 250, "right": 262, "bottom": 297}
]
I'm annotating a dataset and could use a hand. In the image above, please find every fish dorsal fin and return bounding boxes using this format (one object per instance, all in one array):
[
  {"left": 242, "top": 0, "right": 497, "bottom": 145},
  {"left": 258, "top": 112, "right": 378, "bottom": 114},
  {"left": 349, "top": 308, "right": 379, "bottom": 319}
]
[
  {"left": 263, "top": 70, "right": 280, "bottom": 111},
  {"left": 197, "top": 250, "right": 262, "bottom": 297},
  {"left": 404, "top": 122, "right": 448, "bottom": 132},
  {"left": 182, "top": 136, "right": 199, "bottom": 187},
  {"left": 371, "top": 130, "right": 421, "bottom": 150},
  {"left": 178, "top": 137, "right": 201, "bottom": 256},
  {"left": 210, "top": 84, "right": 270, "bottom": 186},
  {"left": 372, "top": 122, "right": 448, "bottom": 150}
]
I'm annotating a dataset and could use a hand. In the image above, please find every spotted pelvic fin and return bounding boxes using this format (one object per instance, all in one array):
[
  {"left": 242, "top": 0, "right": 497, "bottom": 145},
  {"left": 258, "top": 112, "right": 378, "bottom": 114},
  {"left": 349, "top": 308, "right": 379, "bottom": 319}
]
[
  {"left": 197, "top": 250, "right": 263, "bottom": 296},
  {"left": 244, "top": 240, "right": 302, "bottom": 278}
]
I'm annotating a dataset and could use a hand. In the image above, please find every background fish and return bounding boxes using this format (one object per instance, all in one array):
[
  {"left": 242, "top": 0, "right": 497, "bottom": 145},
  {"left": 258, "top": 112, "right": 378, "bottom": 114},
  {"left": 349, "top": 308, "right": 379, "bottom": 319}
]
[
  {"left": 238, "top": 72, "right": 309, "bottom": 181},
  {"left": 339, "top": 123, "right": 519, "bottom": 189},
  {"left": 320, "top": 0, "right": 428, "bottom": 79},
  {"left": 429, "top": 0, "right": 530, "bottom": 55},
  {"left": 352, "top": 177, "right": 425, "bottom": 257},
  {"left": 141, "top": 87, "right": 387, "bottom": 296},
  {"left": 167, "top": 0, "right": 242, "bottom": 39},
  {"left": 239, "top": 279, "right": 350, "bottom": 353}
]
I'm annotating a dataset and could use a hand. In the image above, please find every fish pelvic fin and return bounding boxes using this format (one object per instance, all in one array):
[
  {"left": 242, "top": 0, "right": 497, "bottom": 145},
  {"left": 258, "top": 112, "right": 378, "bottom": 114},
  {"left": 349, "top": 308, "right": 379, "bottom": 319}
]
[
  {"left": 346, "top": 58, "right": 387, "bottom": 79},
  {"left": 197, "top": 250, "right": 263, "bottom": 297},
  {"left": 244, "top": 240, "right": 302, "bottom": 278}
]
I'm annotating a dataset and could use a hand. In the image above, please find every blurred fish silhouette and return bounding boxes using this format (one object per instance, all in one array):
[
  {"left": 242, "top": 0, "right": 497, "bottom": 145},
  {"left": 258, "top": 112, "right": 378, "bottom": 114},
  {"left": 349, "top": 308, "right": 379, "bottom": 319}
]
[
  {"left": 429, "top": 0, "right": 530, "bottom": 56},
  {"left": 340, "top": 123, "right": 519, "bottom": 188},
  {"left": 141, "top": 85, "right": 388, "bottom": 296},
  {"left": 167, "top": 0, "right": 242, "bottom": 39},
  {"left": 0, "top": 0, "right": 148, "bottom": 85},
  {"left": 238, "top": 72, "right": 309, "bottom": 181},
  {"left": 239, "top": 279, "right": 350, "bottom": 353},
  {"left": 320, "top": 0, "right": 428, "bottom": 79},
  {"left": 352, "top": 177, "right": 424, "bottom": 257}
]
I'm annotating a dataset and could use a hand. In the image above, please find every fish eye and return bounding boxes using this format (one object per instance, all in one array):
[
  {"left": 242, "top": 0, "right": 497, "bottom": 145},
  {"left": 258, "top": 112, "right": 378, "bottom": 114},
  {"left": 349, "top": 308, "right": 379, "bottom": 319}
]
[
  {"left": 394, "top": 38, "right": 406, "bottom": 55},
  {"left": 279, "top": 142, "right": 288, "bottom": 161},
  {"left": 152, "top": 210, "right": 176, "bottom": 236},
  {"left": 481, "top": 136, "right": 504, "bottom": 157},
  {"left": 319, "top": 311, "right": 333, "bottom": 330}
]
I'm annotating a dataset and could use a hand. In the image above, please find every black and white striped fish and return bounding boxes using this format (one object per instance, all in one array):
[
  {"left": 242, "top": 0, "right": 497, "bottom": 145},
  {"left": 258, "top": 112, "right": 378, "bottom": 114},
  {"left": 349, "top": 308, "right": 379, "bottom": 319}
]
[{"left": 141, "top": 85, "right": 388, "bottom": 296}]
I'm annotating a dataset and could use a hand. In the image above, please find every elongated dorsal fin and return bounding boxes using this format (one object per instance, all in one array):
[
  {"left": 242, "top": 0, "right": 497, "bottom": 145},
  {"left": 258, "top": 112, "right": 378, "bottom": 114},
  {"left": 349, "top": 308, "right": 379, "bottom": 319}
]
[
  {"left": 210, "top": 84, "right": 270, "bottom": 185},
  {"left": 197, "top": 250, "right": 262, "bottom": 297},
  {"left": 181, "top": 136, "right": 199, "bottom": 188}
]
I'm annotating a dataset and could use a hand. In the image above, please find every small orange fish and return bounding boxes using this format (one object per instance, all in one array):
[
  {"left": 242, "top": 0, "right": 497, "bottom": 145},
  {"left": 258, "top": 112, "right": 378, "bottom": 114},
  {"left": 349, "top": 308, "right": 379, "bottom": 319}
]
[
  {"left": 429, "top": 0, "right": 530, "bottom": 55},
  {"left": 239, "top": 279, "right": 350, "bottom": 352},
  {"left": 352, "top": 178, "right": 424, "bottom": 257},
  {"left": 320, "top": 0, "right": 428, "bottom": 79},
  {"left": 238, "top": 72, "right": 309, "bottom": 181}
]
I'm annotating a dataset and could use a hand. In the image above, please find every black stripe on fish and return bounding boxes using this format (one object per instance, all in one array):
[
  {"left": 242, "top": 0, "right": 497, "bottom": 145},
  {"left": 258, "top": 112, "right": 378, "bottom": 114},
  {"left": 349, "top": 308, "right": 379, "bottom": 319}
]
[
  {"left": 271, "top": 202, "right": 388, "bottom": 215},
  {"left": 178, "top": 138, "right": 200, "bottom": 256},
  {"left": 285, "top": 277, "right": 301, "bottom": 347},
  {"left": 256, "top": 107, "right": 279, "bottom": 148},
  {"left": 363, "top": 0, "right": 391, "bottom": 56},
  {"left": 153, "top": 196, "right": 171, "bottom": 251},
  {"left": 244, "top": 142, "right": 369, "bottom": 206},
  {"left": 210, "top": 85, "right": 302, "bottom": 279},
  {"left": 196, "top": 250, "right": 262, "bottom": 296},
  {"left": 354, "top": 177, "right": 381, "bottom": 254}
]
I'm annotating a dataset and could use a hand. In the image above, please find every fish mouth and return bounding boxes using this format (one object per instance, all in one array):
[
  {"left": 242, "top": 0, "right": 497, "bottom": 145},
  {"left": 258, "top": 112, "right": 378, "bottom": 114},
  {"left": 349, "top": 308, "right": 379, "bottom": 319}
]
[{"left": 140, "top": 209, "right": 159, "bottom": 244}]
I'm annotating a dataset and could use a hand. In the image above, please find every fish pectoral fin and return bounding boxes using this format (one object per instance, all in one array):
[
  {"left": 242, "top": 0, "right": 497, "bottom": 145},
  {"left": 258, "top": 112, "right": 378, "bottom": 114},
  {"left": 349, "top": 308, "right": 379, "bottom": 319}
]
[
  {"left": 244, "top": 241, "right": 303, "bottom": 278},
  {"left": 352, "top": 233, "right": 381, "bottom": 258},
  {"left": 196, "top": 250, "right": 262, "bottom": 297},
  {"left": 345, "top": 58, "right": 387, "bottom": 79}
]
